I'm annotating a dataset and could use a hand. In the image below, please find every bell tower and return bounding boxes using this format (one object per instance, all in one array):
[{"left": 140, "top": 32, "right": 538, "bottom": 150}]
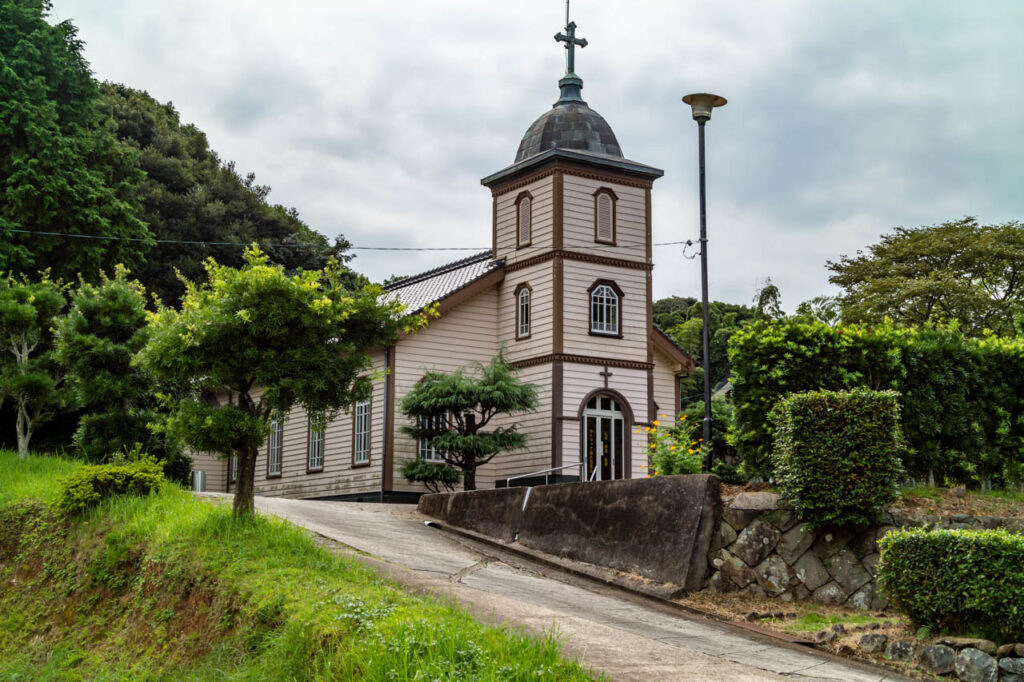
[{"left": 480, "top": 12, "right": 666, "bottom": 485}]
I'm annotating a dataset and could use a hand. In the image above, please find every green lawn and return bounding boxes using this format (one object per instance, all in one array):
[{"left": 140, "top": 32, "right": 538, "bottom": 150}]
[{"left": 0, "top": 450, "right": 597, "bottom": 680}]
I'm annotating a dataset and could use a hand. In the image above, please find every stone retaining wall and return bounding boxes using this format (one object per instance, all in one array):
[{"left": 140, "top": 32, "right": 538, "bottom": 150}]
[{"left": 706, "top": 491, "right": 1024, "bottom": 609}]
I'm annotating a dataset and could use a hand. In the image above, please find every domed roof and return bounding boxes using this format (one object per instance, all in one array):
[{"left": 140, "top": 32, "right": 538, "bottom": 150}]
[{"left": 514, "top": 77, "right": 623, "bottom": 163}]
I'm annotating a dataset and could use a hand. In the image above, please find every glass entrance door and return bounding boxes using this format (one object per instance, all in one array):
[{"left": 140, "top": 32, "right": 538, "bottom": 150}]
[{"left": 583, "top": 396, "right": 624, "bottom": 481}]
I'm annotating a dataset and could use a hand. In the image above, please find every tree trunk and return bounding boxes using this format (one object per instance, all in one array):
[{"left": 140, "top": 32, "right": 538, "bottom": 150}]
[
  {"left": 15, "top": 400, "right": 33, "bottom": 459},
  {"left": 463, "top": 466, "right": 476, "bottom": 491},
  {"left": 233, "top": 446, "right": 257, "bottom": 517}
]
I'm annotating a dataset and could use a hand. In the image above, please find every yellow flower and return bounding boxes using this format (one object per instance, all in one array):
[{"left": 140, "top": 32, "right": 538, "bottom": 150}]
[{"left": 652, "top": 420, "right": 660, "bottom": 427}]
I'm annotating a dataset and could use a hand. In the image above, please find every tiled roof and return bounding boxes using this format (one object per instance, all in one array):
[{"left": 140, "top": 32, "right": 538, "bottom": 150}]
[{"left": 383, "top": 251, "right": 502, "bottom": 312}]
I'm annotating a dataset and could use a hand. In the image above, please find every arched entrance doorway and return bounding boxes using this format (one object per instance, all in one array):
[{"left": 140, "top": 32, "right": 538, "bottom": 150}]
[{"left": 582, "top": 394, "right": 626, "bottom": 481}]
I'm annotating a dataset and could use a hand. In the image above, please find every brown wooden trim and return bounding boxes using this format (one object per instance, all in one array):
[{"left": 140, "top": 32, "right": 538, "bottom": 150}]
[
  {"left": 645, "top": 187, "right": 652, "bottom": 263},
  {"left": 647, "top": 370, "right": 656, "bottom": 424},
  {"left": 306, "top": 414, "right": 324, "bottom": 474},
  {"left": 488, "top": 160, "right": 654, "bottom": 196},
  {"left": 651, "top": 327, "right": 696, "bottom": 372},
  {"left": 576, "top": 388, "right": 633, "bottom": 480},
  {"left": 552, "top": 257, "right": 563, "bottom": 354},
  {"left": 266, "top": 417, "right": 282, "bottom": 479},
  {"left": 593, "top": 187, "right": 618, "bottom": 246},
  {"left": 588, "top": 278, "right": 624, "bottom": 339},
  {"left": 383, "top": 346, "right": 395, "bottom": 492},
  {"left": 510, "top": 353, "right": 653, "bottom": 371},
  {"left": 515, "top": 191, "right": 533, "bottom": 248},
  {"left": 505, "top": 249, "right": 652, "bottom": 273},
  {"left": 492, "top": 195, "right": 497, "bottom": 256},
  {"left": 434, "top": 267, "right": 505, "bottom": 317},
  {"left": 513, "top": 281, "right": 532, "bottom": 341},
  {"left": 351, "top": 390, "right": 372, "bottom": 468},
  {"left": 551, "top": 359, "right": 563, "bottom": 470},
  {"left": 646, "top": 270, "right": 654, "bottom": 364},
  {"left": 553, "top": 171, "right": 563, "bottom": 249}
]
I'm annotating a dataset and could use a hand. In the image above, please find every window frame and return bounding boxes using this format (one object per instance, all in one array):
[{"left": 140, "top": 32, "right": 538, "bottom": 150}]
[
  {"left": 229, "top": 453, "right": 238, "bottom": 484},
  {"left": 306, "top": 413, "right": 325, "bottom": 473},
  {"left": 588, "top": 279, "right": 624, "bottom": 338},
  {"left": 266, "top": 416, "right": 284, "bottom": 478},
  {"left": 514, "top": 282, "right": 532, "bottom": 340},
  {"left": 515, "top": 191, "right": 533, "bottom": 248},
  {"left": 418, "top": 414, "right": 447, "bottom": 463},
  {"left": 352, "top": 398, "right": 371, "bottom": 467},
  {"left": 593, "top": 188, "right": 617, "bottom": 245}
]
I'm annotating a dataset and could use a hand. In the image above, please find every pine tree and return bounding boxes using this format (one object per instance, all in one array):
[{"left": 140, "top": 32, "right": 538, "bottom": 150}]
[{"left": 400, "top": 356, "right": 538, "bottom": 491}]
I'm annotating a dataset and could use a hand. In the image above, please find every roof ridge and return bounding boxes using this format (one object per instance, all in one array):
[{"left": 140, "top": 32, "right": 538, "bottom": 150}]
[{"left": 383, "top": 250, "right": 494, "bottom": 291}]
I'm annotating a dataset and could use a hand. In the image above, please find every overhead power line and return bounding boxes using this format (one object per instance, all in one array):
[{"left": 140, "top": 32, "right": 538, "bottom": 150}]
[{"left": 5, "top": 228, "right": 694, "bottom": 252}]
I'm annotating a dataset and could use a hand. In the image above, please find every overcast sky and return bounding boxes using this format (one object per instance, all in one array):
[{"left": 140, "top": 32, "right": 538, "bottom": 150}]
[{"left": 52, "top": 0, "right": 1024, "bottom": 310}]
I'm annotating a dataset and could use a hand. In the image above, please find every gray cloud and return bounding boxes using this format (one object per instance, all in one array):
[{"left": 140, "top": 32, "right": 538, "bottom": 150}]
[{"left": 53, "top": 0, "right": 1024, "bottom": 309}]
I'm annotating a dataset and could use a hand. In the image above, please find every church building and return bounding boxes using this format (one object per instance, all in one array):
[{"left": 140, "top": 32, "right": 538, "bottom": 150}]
[{"left": 193, "top": 19, "right": 694, "bottom": 500}]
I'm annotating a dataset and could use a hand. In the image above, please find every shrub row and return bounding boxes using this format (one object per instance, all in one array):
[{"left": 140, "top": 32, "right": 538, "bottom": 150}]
[
  {"left": 729, "top": 319, "right": 1024, "bottom": 483},
  {"left": 771, "top": 389, "right": 904, "bottom": 529},
  {"left": 57, "top": 458, "right": 165, "bottom": 515},
  {"left": 878, "top": 528, "right": 1024, "bottom": 642}
]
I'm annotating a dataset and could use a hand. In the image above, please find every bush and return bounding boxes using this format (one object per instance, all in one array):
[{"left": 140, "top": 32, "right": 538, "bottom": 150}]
[
  {"left": 57, "top": 458, "right": 165, "bottom": 515},
  {"left": 729, "top": 319, "right": 1024, "bottom": 485},
  {"left": 878, "top": 528, "right": 1024, "bottom": 642},
  {"left": 770, "top": 388, "right": 904, "bottom": 529},
  {"left": 646, "top": 416, "right": 703, "bottom": 476},
  {"left": 399, "top": 459, "right": 461, "bottom": 494},
  {"left": 678, "top": 399, "right": 737, "bottom": 469}
]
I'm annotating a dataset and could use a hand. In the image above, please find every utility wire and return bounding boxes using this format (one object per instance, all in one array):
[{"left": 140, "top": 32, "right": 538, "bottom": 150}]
[{"left": 5, "top": 228, "right": 694, "bottom": 253}]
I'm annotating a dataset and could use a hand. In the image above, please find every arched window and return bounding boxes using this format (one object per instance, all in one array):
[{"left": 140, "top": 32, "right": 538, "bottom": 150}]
[
  {"left": 589, "top": 280, "right": 623, "bottom": 336},
  {"left": 594, "top": 188, "right": 617, "bottom": 244},
  {"left": 515, "top": 283, "right": 531, "bottom": 339},
  {"left": 516, "top": 192, "right": 533, "bottom": 247}
]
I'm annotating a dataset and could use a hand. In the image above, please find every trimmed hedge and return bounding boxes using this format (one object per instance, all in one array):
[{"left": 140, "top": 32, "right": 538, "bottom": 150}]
[
  {"left": 729, "top": 319, "right": 1024, "bottom": 483},
  {"left": 878, "top": 528, "right": 1024, "bottom": 641},
  {"left": 770, "top": 389, "right": 904, "bottom": 529},
  {"left": 57, "top": 458, "right": 165, "bottom": 515}
]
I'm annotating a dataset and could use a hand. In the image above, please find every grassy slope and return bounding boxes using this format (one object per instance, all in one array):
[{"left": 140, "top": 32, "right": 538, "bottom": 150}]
[{"left": 0, "top": 451, "right": 596, "bottom": 680}]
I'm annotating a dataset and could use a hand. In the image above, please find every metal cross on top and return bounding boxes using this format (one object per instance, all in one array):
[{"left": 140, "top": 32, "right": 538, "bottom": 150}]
[{"left": 555, "top": 20, "right": 588, "bottom": 76}]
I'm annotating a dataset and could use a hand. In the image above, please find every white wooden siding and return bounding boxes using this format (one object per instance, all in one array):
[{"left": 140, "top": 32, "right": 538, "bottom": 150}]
[
  {"left": 495, "top": 175, "right": 554, "bottom": 264},
  {"left": 653, "top": 346, "right": 680, "bottom": 419},
  {"left": 562, "top": 175, "right": 646, "bottom": 262},
  {"left": 251, "top": 348, "right": 387, "bottom": 499},
  {"left": 191, "top": 451, "right": 227, "bottom": 492},
  {"left": 392, "top": 287, "right": 501, "bottom": 492},
  {"left": 499, "top": 261, "right": 554, "bottom": 361},
  {"left": 562, "top": 259, "right": 648, "bottom": 360}
]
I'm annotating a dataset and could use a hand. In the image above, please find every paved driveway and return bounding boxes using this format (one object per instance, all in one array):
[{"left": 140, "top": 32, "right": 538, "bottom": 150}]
[{"left": 198, "top": 493, "right": 905, "bottom": 682}]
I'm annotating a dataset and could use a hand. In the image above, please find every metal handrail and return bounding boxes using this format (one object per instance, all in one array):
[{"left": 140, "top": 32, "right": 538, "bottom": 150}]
[{"left": 506, "top": 461, "right": 583, "bottom": 486}]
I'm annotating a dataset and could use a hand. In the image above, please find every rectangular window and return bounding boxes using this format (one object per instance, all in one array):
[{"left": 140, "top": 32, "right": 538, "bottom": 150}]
[
  {"left": 267, "top": 417, "right": 283, "bottom": 477},
  {"left": 229, "top": 454, "right": 238, "bottom": 483},
  {"left": 418, "top": 414, "right": 445, "bottom": 463},
  {"left": 517, "top": 286, "right": 531, "bottom": 338},
  {"left": 308, "top": 416, "right": 325, "bottom": 472},
  {"left": 353, "top": 400, "right": 371, "bottom": 465}
]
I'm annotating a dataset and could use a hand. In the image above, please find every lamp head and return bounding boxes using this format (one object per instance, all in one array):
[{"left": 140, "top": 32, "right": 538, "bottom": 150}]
[{"left": 682, "top": 93, "right": 727, "bottom": 122}]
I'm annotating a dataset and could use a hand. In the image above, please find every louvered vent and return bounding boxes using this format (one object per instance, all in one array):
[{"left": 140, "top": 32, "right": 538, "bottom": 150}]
[
  {"left": 596, "top": 193, "right": 613, "bottom": 242},
  {"left": 518, "top": 196, "right": 532, "bottom": 245}
]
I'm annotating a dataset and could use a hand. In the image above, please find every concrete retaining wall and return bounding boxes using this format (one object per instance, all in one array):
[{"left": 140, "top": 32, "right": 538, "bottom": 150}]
[{"left": 419, "top": 475, "right": 721, "bottom": 591}]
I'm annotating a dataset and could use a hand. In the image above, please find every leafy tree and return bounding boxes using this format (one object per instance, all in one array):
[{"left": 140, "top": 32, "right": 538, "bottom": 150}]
[
  {"left": 0, "top": 1, "right": 150, "bottom": 282},
  {"left": 0, "top": 273, "right": 68, "bottom": 457},
  {"left": 828, "top": 217, "right": 1024, "bottom": 336},
  {"left": 53, "top": 266, "right": 187, "bottom": 479},
  {"left": 135, "top": 247, "right": 422, "bottom": 516},
  {"left": 400, "top": 356, "right": 538, "bottom": 491},
  {"left": 655, "top": 297, "right": 759, "bottom": 396},
  {"left": 99, "top": 83, "right": 359, "bottom": 305},
  {"left": 752, "top": 278, "right": 783, "bottom": 320},
  {"left": 794, "top": 295, "right": 841, "bottom": 327}
]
